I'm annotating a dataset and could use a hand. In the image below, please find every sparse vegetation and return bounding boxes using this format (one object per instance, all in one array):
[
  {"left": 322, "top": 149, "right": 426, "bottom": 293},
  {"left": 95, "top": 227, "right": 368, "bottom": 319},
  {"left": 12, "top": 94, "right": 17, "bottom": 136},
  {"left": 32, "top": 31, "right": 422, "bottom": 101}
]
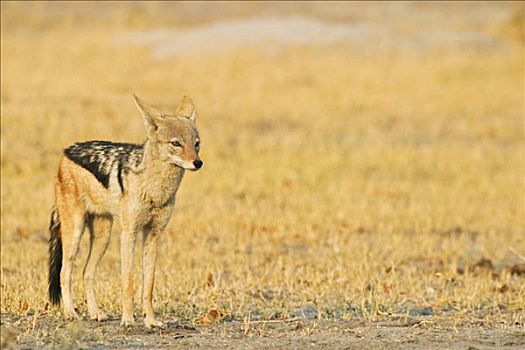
[{"left": 1, "top": 2, "right": 524, "bottom": 349}]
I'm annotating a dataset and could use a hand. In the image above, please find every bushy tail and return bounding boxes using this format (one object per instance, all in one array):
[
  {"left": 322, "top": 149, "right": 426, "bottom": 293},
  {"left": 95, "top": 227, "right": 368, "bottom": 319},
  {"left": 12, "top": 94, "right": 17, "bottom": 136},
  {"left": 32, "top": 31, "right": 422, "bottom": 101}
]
[{"left": 48, "top": 206, "right": 62, "bottom": 305}]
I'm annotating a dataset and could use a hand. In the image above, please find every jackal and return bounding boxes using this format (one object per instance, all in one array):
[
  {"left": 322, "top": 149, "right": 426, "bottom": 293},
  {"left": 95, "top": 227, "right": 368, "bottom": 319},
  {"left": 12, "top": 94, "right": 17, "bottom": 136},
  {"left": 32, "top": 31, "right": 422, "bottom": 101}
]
[{"left": 48, "top": 95, "right": 202, "bottom": 327}]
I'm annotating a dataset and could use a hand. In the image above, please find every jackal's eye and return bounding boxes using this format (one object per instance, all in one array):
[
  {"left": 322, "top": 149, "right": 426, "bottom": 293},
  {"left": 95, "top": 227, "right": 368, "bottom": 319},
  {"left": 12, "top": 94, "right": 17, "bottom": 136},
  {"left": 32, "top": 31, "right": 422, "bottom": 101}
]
[
  {"left": 195, "top": 141, "right": 200, "bottom": 149},
  {"left": 170, "top": 141, "right": 182, "bottom": 147}
]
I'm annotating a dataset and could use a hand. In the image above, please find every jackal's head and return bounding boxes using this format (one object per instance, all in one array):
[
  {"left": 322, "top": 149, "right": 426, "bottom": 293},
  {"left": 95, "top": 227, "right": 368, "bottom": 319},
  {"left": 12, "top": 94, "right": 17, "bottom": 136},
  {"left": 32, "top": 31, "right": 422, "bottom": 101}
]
[{"left": 133, "top": 94, "right": 202, "bottom": 171}]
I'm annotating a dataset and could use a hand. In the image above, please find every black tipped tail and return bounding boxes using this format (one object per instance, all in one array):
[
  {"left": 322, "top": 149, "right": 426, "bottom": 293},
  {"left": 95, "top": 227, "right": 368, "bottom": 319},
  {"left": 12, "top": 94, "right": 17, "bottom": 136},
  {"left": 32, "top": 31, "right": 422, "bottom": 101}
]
[{"left": 48, "top": 206, "right": 62, "bottom": 305}]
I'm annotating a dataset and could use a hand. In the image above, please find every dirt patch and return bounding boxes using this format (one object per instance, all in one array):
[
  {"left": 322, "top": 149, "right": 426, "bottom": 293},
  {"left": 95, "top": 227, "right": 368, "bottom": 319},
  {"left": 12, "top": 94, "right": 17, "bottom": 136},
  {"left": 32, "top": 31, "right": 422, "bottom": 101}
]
[
  {"left": 121, "top": 5, "right": 516, "bottom": 58},
  {"left": 2, "top": 314, "right": 524, "bottom": 349}
]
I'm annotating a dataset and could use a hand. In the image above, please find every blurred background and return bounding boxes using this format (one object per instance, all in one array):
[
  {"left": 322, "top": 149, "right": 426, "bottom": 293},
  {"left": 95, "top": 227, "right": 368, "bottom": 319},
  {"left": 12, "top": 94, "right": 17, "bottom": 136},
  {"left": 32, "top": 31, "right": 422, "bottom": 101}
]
[{"left": 1, "top": 2, "right": 524, "bottom": 322}]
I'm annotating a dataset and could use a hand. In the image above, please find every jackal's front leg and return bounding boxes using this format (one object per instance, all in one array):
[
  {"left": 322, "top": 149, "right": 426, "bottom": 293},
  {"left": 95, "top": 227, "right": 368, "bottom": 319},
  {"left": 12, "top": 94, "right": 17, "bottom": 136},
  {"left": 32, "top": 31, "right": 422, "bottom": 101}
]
[
  {"left": 120, "top": 230, "right": 137, "bottom": 326},
  {"left": 142, "top": 229, "right": 163, "bottom": 328}
]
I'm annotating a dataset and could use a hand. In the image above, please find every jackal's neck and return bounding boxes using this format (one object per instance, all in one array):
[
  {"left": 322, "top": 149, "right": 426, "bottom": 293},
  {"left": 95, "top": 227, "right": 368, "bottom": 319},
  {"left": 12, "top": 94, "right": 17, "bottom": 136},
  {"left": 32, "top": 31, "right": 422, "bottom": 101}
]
[{"left": 138, "top": 140, "right": 185, "bottom": 184}]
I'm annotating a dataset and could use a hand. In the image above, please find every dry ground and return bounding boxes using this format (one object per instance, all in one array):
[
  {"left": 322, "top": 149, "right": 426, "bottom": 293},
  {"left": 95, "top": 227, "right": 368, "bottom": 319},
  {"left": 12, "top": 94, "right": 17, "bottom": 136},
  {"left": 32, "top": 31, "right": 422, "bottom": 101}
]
[
  {"left": 3, "top": 314, "right": 525, "bottom": 350},
  {"left": 1, "top": 2, "right": 524, "bottom": 349}
]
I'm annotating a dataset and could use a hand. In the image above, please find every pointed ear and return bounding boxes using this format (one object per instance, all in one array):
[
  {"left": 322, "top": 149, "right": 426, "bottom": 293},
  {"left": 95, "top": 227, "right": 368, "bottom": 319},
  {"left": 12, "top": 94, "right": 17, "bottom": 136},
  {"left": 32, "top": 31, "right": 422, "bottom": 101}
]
[
  {"left": 175, "top": 96, "right": 197, "bottom": 122},
  {"left": 133, "top": 94, "right": 164, "bottom": 134}
]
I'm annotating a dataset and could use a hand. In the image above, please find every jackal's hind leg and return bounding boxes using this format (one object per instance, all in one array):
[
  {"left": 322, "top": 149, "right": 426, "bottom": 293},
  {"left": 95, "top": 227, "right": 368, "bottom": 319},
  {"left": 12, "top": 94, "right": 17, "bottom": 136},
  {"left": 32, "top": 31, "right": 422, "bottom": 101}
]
[
  {"left": 84, "top": 213, "right": 113, "bottom": 321},
  {"left": 60, "top": 209, "right": 86, "bottom": 320}
]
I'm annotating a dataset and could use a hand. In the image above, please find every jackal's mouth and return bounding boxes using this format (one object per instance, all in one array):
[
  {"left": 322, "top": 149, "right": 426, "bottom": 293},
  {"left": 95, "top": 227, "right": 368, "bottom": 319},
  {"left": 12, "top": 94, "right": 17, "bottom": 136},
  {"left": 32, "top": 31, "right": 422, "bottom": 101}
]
[
  {"left": 171, "top": 157, "right": 202, "bottom": 171},
  {"left": 186, "top": 160, "right": 203, "bottom": 171}
]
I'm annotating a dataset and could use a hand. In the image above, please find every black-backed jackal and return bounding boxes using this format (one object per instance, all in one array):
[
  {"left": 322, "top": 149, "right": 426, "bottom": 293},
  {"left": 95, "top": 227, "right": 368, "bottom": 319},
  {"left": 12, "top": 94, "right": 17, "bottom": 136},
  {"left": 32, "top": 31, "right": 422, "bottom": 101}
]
[{"left": 48, "top": 95, "right": 202, "bottom": 327}]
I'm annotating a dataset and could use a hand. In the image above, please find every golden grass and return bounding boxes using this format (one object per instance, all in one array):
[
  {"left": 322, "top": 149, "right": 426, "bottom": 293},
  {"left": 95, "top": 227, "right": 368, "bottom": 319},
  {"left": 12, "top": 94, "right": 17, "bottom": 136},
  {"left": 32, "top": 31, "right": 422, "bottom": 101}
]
[{"left": 1, "top": 2, "right": 524, "bottom": 326}]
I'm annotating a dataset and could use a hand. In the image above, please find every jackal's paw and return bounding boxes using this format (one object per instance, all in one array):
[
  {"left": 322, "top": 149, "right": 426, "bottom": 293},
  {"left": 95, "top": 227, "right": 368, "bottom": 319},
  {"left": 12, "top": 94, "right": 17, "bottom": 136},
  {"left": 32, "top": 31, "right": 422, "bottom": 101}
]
[
  {"left": 64, "top": 310, "right": 80, "bottom": 321},
  {"left": 120, "top": 317, "right": 135, "bottom": 327},
  {"left": 89, "top": 310, "right": 108, "bottom": 322},
  {"left": 144, "top": 319, "right": 164, "bottom": 329}
]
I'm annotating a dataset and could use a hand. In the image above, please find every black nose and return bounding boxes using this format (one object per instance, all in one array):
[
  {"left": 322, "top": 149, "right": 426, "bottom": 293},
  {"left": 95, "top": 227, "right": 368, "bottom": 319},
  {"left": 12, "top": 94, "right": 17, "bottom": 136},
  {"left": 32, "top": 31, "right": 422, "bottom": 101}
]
[{"left": 193, "top": 160, "right": 203, "bottom": 169}]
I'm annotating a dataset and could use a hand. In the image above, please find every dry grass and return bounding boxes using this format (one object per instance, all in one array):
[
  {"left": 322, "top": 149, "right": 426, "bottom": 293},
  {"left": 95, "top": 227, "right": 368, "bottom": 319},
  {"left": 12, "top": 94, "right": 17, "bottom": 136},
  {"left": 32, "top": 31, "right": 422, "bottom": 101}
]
[{"left": 1, "top": 2, "right": 524, "bottom": 332}]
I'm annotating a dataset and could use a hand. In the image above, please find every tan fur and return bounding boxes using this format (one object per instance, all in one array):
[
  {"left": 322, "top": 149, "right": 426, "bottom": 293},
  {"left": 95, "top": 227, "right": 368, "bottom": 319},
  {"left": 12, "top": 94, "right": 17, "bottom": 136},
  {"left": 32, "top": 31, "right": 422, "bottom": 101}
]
[{"left": 50, "top": 95, "right": 202, "bottom": 327}]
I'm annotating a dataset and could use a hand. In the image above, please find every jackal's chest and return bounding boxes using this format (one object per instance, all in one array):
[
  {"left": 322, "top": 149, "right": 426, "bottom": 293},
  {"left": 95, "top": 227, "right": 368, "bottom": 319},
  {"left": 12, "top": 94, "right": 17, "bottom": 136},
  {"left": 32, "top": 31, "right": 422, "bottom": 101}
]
[
  {"left": 124, "top": 186, "right": 178, "bottom": 229},
  {"left": 124, "top": 165, "right": 184, "bottom": 222},
  {"left": 143, "top": 188, "right": 177, "bottom": 210},
  {"left": 138, "top": 175, "right": 182, "bottom": 210}
]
